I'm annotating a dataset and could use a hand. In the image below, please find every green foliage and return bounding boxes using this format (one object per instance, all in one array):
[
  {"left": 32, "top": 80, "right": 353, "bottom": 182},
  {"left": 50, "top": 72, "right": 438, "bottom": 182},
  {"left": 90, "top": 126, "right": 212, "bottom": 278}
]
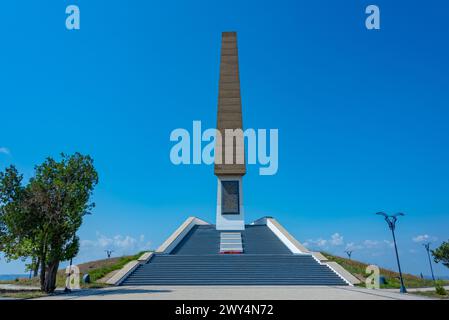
[
  {"left": 0, "top": 166, "right": 27, "bottom": 259},
  {"left": 432, "top": 241, "right": 449, "bottom": 269},
  {"left": 0, "top": 153, "right": 98, "bottom": 293},
  {"left": 435, "top": 281, "right": 447, "bottom": 296}
]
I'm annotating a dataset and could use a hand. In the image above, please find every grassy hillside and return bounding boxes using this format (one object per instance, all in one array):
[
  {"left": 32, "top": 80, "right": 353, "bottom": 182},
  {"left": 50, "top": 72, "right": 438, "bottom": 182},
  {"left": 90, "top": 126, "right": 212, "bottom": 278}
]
[
  {"left": 0, "top": 251, "right": 147, "bottom": 289},
  {"left": 322, "top": 252, "right": 447, "bottom": 289},
  {"left": 68, "top": 251, "right": 146, "bottom": 285}
]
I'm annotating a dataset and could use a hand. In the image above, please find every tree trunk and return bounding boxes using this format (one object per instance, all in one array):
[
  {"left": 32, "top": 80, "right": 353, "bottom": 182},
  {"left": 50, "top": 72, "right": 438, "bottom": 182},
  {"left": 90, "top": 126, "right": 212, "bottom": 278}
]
[
  {"left": 39, "top": 253, "right": 46, "bottom": 291},
  {"left": 33, "top": 257, "right": 40, "bottom": 277},
  {"left": 43, "top": 260, "right": 59, "bottom": 293},
  {"left": 39, "top": 238, "right": 48, "bottom": 291}
]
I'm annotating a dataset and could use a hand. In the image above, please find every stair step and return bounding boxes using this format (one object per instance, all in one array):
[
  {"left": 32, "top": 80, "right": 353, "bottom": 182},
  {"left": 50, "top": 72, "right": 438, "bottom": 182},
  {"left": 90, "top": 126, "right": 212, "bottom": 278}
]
[{"left": 119, "top": 253, "right": 348, "bottom": 286}]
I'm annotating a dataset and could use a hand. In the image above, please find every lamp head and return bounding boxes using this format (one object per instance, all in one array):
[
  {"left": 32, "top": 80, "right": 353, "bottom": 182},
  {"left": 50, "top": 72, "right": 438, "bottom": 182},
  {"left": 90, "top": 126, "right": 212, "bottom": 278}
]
[{"left": 376, "top": 212, "right": 388, "bottom": 218}]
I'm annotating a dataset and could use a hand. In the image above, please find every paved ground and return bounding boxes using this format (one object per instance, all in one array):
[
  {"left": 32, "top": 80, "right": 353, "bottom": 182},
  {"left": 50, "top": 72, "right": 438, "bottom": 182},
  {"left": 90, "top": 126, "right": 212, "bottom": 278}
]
[
  {"left": 383, "top": 285, "right": 449, "bottom": 293},
  {"left": 35, "top": 285, "right": 432, "bottom": 300},
  {"left": 0, "top": 284, "right": 40, "bottom": 291}
]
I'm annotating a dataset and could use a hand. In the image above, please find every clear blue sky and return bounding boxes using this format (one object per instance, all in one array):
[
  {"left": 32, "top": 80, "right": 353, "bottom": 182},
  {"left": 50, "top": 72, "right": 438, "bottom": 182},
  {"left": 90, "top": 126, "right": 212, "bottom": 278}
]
[{"left": 1, "top": 0, "right": 448, "bottom": 277}]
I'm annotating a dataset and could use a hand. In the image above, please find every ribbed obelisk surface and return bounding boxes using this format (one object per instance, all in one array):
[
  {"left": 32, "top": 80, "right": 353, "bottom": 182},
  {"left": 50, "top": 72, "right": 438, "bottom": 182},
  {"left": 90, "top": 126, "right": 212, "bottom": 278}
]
[{"left": 214, "top": 31, "right": 246, "bottom": 176}]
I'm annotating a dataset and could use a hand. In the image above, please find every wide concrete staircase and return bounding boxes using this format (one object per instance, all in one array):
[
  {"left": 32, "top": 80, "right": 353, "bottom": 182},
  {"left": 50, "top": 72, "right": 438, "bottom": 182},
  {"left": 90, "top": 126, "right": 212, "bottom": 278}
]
[{"left": 120, "top": 254, "right": 348, "bottom": 286}]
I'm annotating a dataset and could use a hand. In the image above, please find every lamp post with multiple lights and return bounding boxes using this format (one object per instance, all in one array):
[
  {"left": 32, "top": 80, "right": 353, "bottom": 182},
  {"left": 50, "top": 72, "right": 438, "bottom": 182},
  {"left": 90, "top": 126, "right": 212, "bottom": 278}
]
[
  {"left": 376, "top": 212, "right": 407, "bottom": 293},
  {"left": 105, "top": 250, "right": 114, "bottom": 259},
  {"left": 344, "top": 250, "right": 353, "bottom": 260}
]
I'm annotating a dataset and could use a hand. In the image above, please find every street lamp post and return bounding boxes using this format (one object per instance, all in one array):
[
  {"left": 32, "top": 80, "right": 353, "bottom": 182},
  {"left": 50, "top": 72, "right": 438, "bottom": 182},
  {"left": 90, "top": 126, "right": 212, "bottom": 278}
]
[
  {"left": 376, "top": 212, "right": 407, "bottom": 293},
  {"left": 344, "top": 250, "right": 353, "bottom": 260},
  {"left": 423, "top": 242, "right": 435, "bottom": 282},
  {"left": 105, "top": 250, "right": 114, "bottom": 259}
]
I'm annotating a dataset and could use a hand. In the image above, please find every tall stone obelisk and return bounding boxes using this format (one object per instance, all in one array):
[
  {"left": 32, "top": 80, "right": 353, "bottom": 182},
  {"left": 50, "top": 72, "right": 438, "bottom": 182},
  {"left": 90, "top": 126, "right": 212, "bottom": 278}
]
[{"left": 215, "top": 32, "right": 246, "bottom": 231}]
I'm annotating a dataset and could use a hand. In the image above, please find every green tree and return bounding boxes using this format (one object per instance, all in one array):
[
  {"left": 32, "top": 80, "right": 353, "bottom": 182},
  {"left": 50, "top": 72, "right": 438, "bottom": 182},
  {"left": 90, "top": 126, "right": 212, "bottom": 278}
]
[
  {"left": 432, "top": 241, "right": 449, "bottom": 269},
  {"left": 0, "top": 166, "right": 39, "bottom": 264},
  {"left": 0, "top": 153, "right": 98, "bottom": 293}
]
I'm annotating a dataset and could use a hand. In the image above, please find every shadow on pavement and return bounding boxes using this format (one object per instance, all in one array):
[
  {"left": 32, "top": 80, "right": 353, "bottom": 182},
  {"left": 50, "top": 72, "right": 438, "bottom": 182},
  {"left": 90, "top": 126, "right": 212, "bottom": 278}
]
[{"left": 65, "top": 288, "right": 172, "bottom": 297}]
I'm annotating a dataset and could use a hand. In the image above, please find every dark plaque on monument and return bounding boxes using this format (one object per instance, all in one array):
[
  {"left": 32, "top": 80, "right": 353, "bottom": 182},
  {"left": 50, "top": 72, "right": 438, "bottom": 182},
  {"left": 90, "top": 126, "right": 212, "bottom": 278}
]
[{"left": 221, "top": 181, "right": 240, "bottom": 215}]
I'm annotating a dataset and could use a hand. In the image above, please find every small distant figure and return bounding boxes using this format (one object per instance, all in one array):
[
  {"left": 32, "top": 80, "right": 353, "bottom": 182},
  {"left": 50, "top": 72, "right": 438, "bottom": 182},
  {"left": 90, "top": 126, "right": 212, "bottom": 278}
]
[
  {"left": 420, "top": 273, "right": 424, "bottom": 279},
  {"left": 345, "top": 250, "right": 353, "bottom": 260},
  {"left": 105, "top": 250, "right": 114, "bottom": 258}
]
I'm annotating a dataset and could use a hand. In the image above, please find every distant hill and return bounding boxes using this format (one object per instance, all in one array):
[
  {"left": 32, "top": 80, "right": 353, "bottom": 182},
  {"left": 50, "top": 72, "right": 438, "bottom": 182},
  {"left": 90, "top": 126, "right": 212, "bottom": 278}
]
[
  {"left": 322, "top": 252, "right": 447, "bottom": 288},
  {"left": 57, "top": 252, "right": 147, "bottom": 286},
  {"left": 0, "top": 252, "right": 147, "bottom": 288}
]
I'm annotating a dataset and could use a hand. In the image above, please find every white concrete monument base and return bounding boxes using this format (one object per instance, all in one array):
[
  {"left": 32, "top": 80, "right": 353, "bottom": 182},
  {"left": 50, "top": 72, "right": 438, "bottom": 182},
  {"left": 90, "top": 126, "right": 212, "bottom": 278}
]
[{"left": 216, "top": 176, "right": 244, "bottom": 231}]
